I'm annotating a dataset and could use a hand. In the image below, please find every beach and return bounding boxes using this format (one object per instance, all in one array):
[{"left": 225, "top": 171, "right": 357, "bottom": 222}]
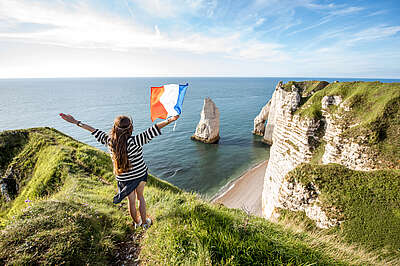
[{"left": 213, "top": 160, "right": 268, "bottom": 216}]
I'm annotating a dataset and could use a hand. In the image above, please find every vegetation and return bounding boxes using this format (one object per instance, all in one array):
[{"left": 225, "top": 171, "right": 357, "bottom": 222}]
[
  {"left": 0, "top": 128, "right": 129, "bottom": 264},
  {"left": 0, "top": 127, "right": 393, "bottom": 265},
  {"left": 291, "top": 81, "right": 400, "bottom": 168},
  {"left": 271, "top": 81, "right": 400, "bottom": 264},
  {"left": 286, "top": 163, "right": 400, "bottom": 261},
  {"left": 281, "top": 80, "right": 329, "bottom": 97}
]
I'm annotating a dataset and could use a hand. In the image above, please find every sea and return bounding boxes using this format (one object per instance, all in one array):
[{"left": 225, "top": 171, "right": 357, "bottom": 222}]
[{"left": 1, "top": 77, "right": 399, "bottom": 198}]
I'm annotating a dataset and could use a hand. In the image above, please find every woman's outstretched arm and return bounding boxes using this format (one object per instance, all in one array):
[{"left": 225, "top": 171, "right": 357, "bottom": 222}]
[
  {"left": 132, "top": 115, "right": 180, "bottom": 146},
  {"left": 59, "top": 113, "right": 96, "bottom": 133},
  {"left": 156, "top": 115, "right": 180, "bottom": 129}
]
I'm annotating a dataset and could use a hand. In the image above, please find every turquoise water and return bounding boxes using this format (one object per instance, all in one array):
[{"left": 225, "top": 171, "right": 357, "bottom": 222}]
[{"left": 1, "top": 77, "right": 399, "bottom": 197}]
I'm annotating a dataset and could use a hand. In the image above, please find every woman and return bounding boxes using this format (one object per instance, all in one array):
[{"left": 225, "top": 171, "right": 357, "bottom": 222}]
[{"left": 59, "top": 113, "right": 179, "bottom": 228}]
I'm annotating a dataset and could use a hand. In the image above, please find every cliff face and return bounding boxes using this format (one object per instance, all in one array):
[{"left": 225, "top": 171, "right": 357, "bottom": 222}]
[
  {"left": 320, "top": 95, "right": 376, "bottom": 170},
  {"left": 191, "top": 97, "right": 220, "bottom": 144},
  {"left": 261, "top": 81, "right": 400, "bottom": 228}
]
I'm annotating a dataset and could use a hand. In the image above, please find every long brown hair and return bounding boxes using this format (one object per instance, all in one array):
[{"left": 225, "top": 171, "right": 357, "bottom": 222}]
[{"left": 109, "top": 115, "right": 133, "bottom": 175}]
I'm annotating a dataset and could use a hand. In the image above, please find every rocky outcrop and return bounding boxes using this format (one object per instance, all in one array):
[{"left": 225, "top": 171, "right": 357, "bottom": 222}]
[
  {"left": 262, "top": 82, "right": 281, "bottom": 144},
  {"left": 321, "top": 96, "right": 375, "bottom": 170},
  {"left": 254, "top": 81, "right": 329, "bottom": 145},
  {"left": 253, "top": 100, "right": 271, "bottom": 136},
  {"left": 262, "top": 99, "right": 323, "bottom": 222},
  {"left": 191, "top": 97, "right": 220, "bottom": 144},
  {"left": 253, "top": 81, "right": 282, "bottom": 144},
  {"left": 261, "top": 81, "right": 382, "bottom": 228},
  {"left": 277, "top": 178, "right": 338, "bottom": 228},
  {"left": 0, "top": 166, "right": 19, "bottom": 201}
]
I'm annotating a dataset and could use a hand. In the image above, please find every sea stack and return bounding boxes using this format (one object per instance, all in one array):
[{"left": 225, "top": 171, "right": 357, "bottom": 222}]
[{"left": 191, "top": 97, "right": 220, "bottom": 144}]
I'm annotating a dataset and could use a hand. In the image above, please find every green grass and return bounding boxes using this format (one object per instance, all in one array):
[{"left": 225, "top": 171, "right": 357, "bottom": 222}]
[
  {"left": 0, "top": 128, "right": 130, "bottom": 264},
  {"left": 296, "top": 81, "right": 400, "bottom": 123},
  {"left": 0, "top": 128, "right": 397, "bottom": 265},
  {"left": 292, "top": 81, "right": 400, "bottom": 168},
  {"left": 281, "top": 80, "right": 329, "bottom": 97},
  {"left": 286, "top": 163, "right": 400, "bottom": 260},
  {"left": 310, "top": 141, "right": 326, "bottom": 164},
  {"left": 141, "top": 188, "right": 345, "bottom": 265}
]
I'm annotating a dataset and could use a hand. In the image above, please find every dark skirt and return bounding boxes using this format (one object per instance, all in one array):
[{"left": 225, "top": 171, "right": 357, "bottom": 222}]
[{"left": 113, "top": 174, "right": 148, "bottom": 204}]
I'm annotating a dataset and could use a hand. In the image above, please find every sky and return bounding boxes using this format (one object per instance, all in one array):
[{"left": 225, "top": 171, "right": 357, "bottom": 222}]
[{"left": 1, "top": 0, "right": 399, "bottom": 78}]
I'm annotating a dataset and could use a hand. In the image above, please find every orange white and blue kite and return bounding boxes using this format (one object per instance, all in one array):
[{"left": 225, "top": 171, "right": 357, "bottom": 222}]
[{"left": 150, "top": 83, "right": 188, "bottom": 122}]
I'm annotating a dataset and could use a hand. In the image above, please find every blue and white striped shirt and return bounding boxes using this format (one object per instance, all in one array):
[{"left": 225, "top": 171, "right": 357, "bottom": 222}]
[{"left": 92, "top": 124, "right": 162, "bottom": 181}]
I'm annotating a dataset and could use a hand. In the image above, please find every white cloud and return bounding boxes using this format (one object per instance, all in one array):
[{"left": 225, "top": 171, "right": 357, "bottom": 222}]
[
  {"left": 288, "top": 4, "right": 365, "bottom": 35},
  {"left": 1, "top": 0, "right": 399, "bottom": 78},
  {"left": 328, "top": 6, "right": 364, "bottom": 16},
  {"left": 131, "top": 0, "right": 217, "bottom": 18},
  {"left": 255, "top": 18, "right": 265, "bottom": 26},
  {"left": 232, "top": 41, "right": 289, "bottom": 61},
  {"left": 366, "top": 10, "right": 387, "bottom": 17},
  {"left": 344, "top": 25, "right": 400, "bottom": 45},
  {"left": 0, "top": 0, "right": 287, "bottom": 61}
]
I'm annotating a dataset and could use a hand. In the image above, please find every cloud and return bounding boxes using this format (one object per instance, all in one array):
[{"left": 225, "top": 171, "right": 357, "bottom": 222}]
[
  {"left": 343, "top": 25, "right": 400, "bottom": 46},
  {"left": 1, "top": 0, "right": 399, "bottom": 78},
  {"left": 234, "top": 41, "right": 290, "bottom": 61},
  {"left": 328, "top": 6, "right": 364, "bottom": 16},
  {"left": 299, "top": 24, "right": 400, "bottom": 56},
  {"left": 366, "top": 10, "right": 387, "bottom": 17},
  {"left": 288, "top": 4, "right": 364, "bottom": 35},
  {"left": 131, "top": 0, "right": 217, "bottom": 18},
  {"left": 0, "top": 0, "right": 287, "bottom": 61}
]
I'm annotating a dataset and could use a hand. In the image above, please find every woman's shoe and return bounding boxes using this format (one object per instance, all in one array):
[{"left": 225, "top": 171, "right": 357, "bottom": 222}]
[
  {"left": 142, "top": 217, "right": 152, "bottom": 229},
  {"left": 134, "top": 218, "right": 142, "bottom": 229}
]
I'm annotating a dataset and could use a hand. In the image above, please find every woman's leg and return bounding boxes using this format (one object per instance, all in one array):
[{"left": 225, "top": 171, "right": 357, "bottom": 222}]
[
  {"left": 127, "top": 190, "right": 140, "bottom": 224},
  {"left": 135, "top": 181, "right": 147, "bottom": 223}
]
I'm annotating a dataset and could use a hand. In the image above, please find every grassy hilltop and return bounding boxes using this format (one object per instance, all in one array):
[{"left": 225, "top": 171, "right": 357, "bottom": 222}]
[
  {"left": 0, "top": 81, "right": 399, "bottom": 265},
  {"left": 0, "top": 127, "right": 396, "bottom": 265}
]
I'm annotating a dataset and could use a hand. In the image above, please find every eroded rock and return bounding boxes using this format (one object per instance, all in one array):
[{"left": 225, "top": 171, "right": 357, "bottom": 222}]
[
  {"left": 1, "top": 166, "right": 19, "bottom": 201},
  {"left": 191, "top": 97, "right": 220, "bottom": 144},
  {"left": 253, "top": 100, "right": 271, "bottom": 136},
  {"left": 261, "top": 82, "right": 379, "bottom": 228}
]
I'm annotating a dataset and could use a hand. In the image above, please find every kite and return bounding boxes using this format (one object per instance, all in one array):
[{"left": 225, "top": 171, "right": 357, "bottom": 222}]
[{"left": 150, "top": 83, "right": 188, "bottom": 122}]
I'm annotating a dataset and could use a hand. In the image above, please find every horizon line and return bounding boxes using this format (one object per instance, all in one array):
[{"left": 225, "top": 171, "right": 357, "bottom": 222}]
[{"left": 1, "top": 75, "right": 399, "bottom": 80}]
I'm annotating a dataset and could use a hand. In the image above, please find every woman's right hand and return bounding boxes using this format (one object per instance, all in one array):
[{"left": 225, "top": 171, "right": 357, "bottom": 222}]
[{"left": 59, "top": 113, "right": 78, "bottom": 124}]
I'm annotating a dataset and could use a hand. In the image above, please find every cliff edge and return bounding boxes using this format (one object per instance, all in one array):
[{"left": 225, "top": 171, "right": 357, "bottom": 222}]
[{"left": 261, "top": 81, "right": 400, "bottom": 255}]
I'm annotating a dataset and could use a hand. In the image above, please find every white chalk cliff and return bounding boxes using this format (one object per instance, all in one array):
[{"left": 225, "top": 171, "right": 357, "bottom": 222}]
[
  {"left": 260, "top": 81, "right": 380, "bottom": 228},
  {"left": 192, "top": 97, "right": 220, "bottom": 144},
  {"left": 253, "top": 100, "right": 271, "bottom": 136}
]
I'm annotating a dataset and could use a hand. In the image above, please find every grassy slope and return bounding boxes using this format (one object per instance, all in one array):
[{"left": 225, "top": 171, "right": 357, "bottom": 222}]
[
  {"left": 296, "top": 81, "right": 400, "bottom": 167},
  {"left": 281, "top": 80, "right": 330, "bottom": 97},
  {"left": 0, "top": 128, "right": 129, "bottom": 264},
  {"left": 0, "top": 127, "right": 386, "bottom": 265},
  {"left": 286, "top": 164, "right": 400, "bottom": 260}
]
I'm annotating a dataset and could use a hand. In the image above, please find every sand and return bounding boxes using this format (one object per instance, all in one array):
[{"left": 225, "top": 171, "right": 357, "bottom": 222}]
[{"left": 212, "top": 160, "right": 268, "bottom": 217}]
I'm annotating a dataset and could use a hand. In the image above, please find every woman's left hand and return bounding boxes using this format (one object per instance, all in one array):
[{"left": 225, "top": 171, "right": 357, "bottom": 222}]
[
  {"left": 169, "top": 115, "right": 180, "bottom": 122},
  {"left": 59, "top": 113, "right": 78, "bottom": 124}
]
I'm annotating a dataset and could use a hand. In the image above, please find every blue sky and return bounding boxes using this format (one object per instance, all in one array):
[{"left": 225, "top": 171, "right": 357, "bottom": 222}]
[{"left": 1, "top": 0, "right": 399, "bottom": 78}]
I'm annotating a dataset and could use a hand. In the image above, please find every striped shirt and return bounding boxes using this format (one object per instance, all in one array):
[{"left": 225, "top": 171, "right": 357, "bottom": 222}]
[{"left": 92, "top": 124, "right": 162, "bottom": 181}]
